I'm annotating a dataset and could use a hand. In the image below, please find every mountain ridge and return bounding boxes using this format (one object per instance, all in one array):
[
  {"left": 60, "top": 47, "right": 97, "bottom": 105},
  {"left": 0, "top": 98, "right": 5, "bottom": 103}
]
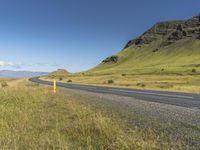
[
  {"left": 124, "top": 14, "right": 200, "bottom": 50},
  {"left": 0, "top": 70, "right": 48, "bottom": 78}
]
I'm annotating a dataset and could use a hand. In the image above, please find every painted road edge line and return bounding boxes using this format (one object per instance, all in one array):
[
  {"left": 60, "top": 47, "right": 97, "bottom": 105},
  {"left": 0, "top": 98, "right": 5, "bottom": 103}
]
[{"left": 109, "top": 89, "right": 194, "bottom": 99}]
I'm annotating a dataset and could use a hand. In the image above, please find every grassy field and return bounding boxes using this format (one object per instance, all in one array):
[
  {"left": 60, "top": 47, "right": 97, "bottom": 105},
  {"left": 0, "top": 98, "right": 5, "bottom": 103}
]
[
  {"left": 43, "top": 74, "right": 200, "bottom": 93},
  {"left": 45, "top": 38, "right": 200, "bottom": 93},
  {"left": 0, "top": 79, "right": 185, "bottom": 149}
]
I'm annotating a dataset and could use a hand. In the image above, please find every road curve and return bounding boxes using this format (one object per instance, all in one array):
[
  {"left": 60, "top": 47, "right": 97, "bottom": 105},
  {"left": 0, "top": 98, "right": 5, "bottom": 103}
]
[{"left": 29, "top": 77, "right": 200, "bottom": 109}]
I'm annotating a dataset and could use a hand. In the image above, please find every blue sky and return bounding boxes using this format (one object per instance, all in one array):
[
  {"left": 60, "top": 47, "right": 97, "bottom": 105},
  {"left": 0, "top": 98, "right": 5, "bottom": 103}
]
[{"left": 0, "top": 0, "right": 200, "bottom": 72}]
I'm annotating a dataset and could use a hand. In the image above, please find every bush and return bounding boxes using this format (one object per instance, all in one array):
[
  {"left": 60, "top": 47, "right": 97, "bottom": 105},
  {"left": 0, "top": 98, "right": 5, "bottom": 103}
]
[
  {"left": 50, "top": 75, "right": 56, "bottom": 78},
  {"left": 67, "top": 80, "right": 72, "bottom": 83},
  {"left": 152, "top": 48, "right": 159, "bottom": 52},
  {"left": 59, "top": 77, "right": 63, "bottom": 81},
  {"left": 161, "top": 68, "right": 165, "bottom": 71},
  {"left": 159, "top": 84, "right": 174, "bottom": 89},
  {"left": 121, "top": 74, "right": 126, "bottom": 76},
  {"left": 136, "top": 83, "right": 145, "bottom": 87},
  {"left": 192, "top": 69, "right": 196, "bottom": 73},
  {"left": 107, "top": 80, "right": 114, "bottom": 84},
  {"left": 1, "top": 81, "right": 8, "bottom": 88}
]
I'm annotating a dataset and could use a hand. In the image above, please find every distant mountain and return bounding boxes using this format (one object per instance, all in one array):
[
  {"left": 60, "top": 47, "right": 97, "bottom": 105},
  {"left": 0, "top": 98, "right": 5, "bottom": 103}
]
[
  {"left": 50, "top": 69, "right": 69, "bottom": 75},
  {"left": 48, "top": 69, "right": 70, "bottom": 78},
  {"left": 0, "top": 70, "right": 48, "bottom": 78}
]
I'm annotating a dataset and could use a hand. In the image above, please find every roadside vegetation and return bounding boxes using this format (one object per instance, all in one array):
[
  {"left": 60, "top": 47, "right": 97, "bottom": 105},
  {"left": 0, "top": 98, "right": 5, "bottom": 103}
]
[
  {"left": 0, "top": 79, "right": 185, "bottom": 149},
  {"left": 44, "top": 73, "right": 200, "bottom": 93}
]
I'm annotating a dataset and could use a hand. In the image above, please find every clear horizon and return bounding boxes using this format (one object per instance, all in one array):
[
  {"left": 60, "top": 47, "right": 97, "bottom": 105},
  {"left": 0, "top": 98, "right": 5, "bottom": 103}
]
[{"left": 0, "top": 0, "right": 200, "bottom": 72}]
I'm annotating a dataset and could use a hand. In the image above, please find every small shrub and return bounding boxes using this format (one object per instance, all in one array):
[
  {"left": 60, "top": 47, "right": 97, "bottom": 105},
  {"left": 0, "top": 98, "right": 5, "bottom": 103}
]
[
  {"left": 67, "top": 80, "right": 72, "bottom": 83},
  {"left": 121, "top": 74, "right": 126, "bottom": 76},
  {"left": 1, "top": 81, "right": 8, "bottom": 88},
  {"left": 136, "top": 83, "right": 146, "bottom": 87},
  {"left": 50, "top": 75, "right": 56, "bottom": 78},
  {"left": 107, "top": 80, "right": 114, "bottom": 84},
  {"left": 152, "top": 48, "right": 159, "bottom": 52},
  {"left": 159, "top": 84, "right": 174, "bottom": 89},
  {"left": 192, "top": 69, "right": 196, "bottom": 73},
  {"left": 161, "top": 68, "right": 165, "bottom": 71},
  {"left": 59, "top": 77, "right": 63, "bottom": 81},
  {"left": 195, "top": 64, "right": 200, "bottom": 67}
]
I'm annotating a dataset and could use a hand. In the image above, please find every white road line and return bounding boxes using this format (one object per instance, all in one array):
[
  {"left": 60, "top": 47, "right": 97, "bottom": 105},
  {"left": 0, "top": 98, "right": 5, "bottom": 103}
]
[{"left": 109, "top": 89, "right": 194, "bottom": 99}]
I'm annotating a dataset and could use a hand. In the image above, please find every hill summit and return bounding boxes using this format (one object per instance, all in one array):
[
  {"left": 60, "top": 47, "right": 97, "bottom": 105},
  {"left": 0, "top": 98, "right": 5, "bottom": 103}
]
[
  {"left": 48, "top": 69, "right": 69, "bottom": 77},
  {"left": 124, "top": 14, "right": 200, "bottom": 49}
]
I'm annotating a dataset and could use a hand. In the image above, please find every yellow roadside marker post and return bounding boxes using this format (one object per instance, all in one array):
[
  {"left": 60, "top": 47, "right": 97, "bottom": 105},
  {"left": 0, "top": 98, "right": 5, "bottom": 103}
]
[{"left": 54, "top": 80, "right": 56, "bottom": 93}]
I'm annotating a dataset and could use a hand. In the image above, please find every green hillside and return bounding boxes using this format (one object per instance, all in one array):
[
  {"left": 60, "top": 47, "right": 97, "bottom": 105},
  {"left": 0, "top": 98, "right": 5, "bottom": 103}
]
[
  {"left": 89, "top": 14, "right": 200, "bottom": 75},
  {"left": 90, "top": 38, "right": 200, "bottom": 75}
]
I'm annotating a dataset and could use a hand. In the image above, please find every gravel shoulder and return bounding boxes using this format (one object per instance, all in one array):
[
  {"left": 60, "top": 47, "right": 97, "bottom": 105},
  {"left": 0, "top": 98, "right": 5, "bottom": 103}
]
[
  {"left": 64, "top": 87, "right": 200, "bottom": 125},
  {"left": 60, "top": 87, "right": 200, "bottom": 149}
]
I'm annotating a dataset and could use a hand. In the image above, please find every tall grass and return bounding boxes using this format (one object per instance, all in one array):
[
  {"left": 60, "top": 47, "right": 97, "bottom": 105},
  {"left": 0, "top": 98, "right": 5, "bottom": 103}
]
[{"left": 0, "top": 80, "right": 180, "bottom": 149}]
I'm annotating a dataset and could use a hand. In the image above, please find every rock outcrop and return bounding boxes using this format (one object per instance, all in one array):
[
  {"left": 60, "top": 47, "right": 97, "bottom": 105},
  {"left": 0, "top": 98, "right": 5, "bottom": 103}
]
[
  {"left": 102, "top": 56, "right": 119, "bottom": 64},
  {"left": 124, "top": 14, "right": 200, "bottom": 49}
]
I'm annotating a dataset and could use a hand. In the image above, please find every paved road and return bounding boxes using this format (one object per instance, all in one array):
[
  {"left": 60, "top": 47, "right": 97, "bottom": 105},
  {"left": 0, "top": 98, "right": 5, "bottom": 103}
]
[{"left": 29, "top": 77, "right": 200, "bottom": 109}]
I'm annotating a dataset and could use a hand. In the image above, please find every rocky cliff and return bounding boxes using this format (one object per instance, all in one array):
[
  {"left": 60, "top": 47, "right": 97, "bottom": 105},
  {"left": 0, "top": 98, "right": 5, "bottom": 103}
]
[{"left": 124, "top": 14, "right": 200, "bottom": 49}]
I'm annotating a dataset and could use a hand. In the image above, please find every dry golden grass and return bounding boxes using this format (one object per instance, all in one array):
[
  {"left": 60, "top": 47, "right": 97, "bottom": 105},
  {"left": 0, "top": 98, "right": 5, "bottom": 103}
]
[
  {"left": 0, "top": 79, "right": 182, "bottom": 149},
  {"left": 43, "top": 74, "right": 200, "bottom": 93}
]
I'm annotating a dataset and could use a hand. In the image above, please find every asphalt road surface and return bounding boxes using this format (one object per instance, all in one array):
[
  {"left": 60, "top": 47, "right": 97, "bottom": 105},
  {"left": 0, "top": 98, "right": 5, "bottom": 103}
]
[{"left": 30, "top": 77, "right": 200, "bottom": 109}]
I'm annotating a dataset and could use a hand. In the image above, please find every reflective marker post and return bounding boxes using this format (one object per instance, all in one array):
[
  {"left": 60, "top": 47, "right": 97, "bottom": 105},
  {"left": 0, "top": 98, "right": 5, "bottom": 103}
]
[{"left": 54, "top": 80, "right": 56, "bottom": 93}]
